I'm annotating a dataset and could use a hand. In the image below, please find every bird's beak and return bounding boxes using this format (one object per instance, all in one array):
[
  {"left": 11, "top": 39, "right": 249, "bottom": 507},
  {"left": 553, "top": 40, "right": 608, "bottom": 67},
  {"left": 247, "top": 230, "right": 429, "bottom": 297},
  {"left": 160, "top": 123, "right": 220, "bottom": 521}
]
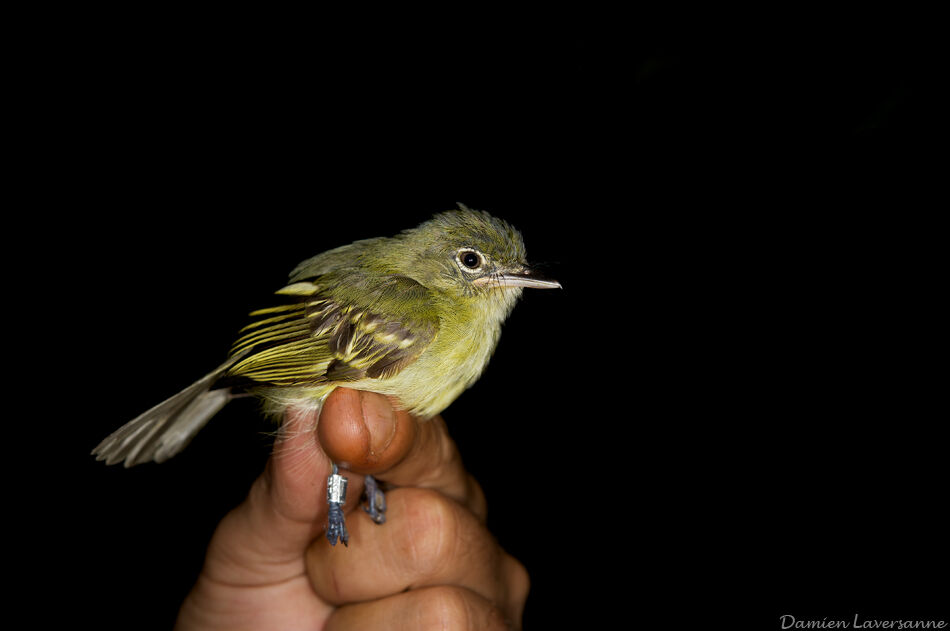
[{"left": 480, "top": 267, "right": 562, "bottom": 290}]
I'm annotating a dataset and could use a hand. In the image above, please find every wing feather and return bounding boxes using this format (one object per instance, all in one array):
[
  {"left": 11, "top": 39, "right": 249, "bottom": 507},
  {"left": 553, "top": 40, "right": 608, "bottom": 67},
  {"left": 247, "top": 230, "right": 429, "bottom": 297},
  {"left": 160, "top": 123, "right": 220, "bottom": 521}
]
[
  {"left": 315, "top": 274, "right": 438, "bottom": 382},
  {"left": 225, "top": 273, "right": 437, "bottom": 387}
]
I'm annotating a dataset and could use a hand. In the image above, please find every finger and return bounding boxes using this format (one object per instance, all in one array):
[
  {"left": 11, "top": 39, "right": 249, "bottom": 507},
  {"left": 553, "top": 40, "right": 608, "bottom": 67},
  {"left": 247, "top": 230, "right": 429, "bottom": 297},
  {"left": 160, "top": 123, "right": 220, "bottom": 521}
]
[
  {"left": 324, "top": 586, "right": 513, "bottom": 631},
  {"left": 372, "top": 414, "right": 486, "bottom": 520},
  {"left": 317, "top": 388, "right": 416, "bottom": 472},
  {"left": 318, "top": 389, "right": 486, "bottom": 518},
  {"left": 306, "top": 488, "right": 529, "bottom": 622},
  {"left": 200, "top": 405, "right": 333, "bottom": 586}
]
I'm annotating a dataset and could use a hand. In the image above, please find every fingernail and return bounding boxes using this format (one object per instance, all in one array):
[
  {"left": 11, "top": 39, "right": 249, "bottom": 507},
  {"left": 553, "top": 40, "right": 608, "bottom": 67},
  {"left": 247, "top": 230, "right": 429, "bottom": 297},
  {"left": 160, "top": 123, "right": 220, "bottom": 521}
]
[{"left": 358, "top": 391, "right": 397, "bottom": 458}]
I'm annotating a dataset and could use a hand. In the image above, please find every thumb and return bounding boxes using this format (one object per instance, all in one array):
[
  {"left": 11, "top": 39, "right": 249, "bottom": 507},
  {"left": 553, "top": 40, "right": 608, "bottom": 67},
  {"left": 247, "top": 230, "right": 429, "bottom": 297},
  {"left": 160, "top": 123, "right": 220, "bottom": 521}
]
[
  {"left": 199, "top": 405, "right": 331, "bottom": 585},
  {"left": 317, "top": 388, "right": 417, "bottom": 474}
]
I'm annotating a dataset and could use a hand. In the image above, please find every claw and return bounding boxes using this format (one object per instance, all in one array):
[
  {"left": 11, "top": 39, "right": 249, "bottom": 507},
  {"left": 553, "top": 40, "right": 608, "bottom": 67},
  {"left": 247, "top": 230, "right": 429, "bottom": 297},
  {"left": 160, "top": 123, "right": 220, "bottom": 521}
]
[
  {"left": 363, "top": 474, "right": 387, "bottom": 525},
  {"left": 327, "top": 500, "right": 348, "bottom": 546}
]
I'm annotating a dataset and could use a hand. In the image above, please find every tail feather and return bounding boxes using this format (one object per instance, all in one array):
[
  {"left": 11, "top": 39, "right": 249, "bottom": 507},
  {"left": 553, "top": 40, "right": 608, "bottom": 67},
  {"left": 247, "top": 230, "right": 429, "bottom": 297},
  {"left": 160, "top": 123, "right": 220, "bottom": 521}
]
[{"left": 93, "top": 355, "right": 243, "bottom": 467}]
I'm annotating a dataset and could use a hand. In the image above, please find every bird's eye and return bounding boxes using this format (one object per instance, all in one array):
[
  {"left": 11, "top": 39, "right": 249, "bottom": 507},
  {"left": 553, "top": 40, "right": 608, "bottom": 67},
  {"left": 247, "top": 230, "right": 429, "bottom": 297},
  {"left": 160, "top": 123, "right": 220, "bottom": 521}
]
[{"left": 457, "top": 249, "right": 483, "bottom": 271}]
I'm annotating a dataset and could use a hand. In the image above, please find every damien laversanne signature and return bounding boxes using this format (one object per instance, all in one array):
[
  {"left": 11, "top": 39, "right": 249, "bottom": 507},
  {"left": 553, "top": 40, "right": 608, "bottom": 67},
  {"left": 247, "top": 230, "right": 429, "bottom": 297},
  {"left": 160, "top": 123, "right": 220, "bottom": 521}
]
[{"left": 780, "top": 615, "right": 948, "bottom": 630}]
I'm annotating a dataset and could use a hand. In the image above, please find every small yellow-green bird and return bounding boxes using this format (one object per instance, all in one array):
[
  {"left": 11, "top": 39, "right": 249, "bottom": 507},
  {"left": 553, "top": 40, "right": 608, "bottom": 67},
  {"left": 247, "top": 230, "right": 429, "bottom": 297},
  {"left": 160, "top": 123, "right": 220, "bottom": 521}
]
[{"left": 93, "top": 204, "right": 560, "bottom": 545}]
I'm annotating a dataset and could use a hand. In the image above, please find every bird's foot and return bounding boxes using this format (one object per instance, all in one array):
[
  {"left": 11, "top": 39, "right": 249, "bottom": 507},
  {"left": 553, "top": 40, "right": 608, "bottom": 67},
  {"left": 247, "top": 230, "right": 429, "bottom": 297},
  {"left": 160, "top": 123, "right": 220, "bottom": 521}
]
[
  {"left": 326, "top": 465, "right": 349, "bottom": 546},
  {"left": 363, "top": 474, "right": 387, "bottom": 525}
]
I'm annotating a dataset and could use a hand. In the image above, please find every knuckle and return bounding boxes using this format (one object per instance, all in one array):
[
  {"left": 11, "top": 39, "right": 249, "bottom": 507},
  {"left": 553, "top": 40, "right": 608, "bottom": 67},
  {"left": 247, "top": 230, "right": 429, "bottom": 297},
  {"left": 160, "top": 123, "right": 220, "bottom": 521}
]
[
  {"left": 395, "top": 488, "right": 461, "bottom": 577},
  {"left": 418, "top": 586, "right": 472, "bottom": 629},
  {"left": 503, "top": 554, "right": 531, "bottom": 624},
  {"left": 422, "top": 417, "right": 460, "bottom": 480},
  {"left": 509, "top": 555, "right": 531, "bottom": 602},
  {"left": 415, "top": 586, "right": 508, "bottom": 631}
]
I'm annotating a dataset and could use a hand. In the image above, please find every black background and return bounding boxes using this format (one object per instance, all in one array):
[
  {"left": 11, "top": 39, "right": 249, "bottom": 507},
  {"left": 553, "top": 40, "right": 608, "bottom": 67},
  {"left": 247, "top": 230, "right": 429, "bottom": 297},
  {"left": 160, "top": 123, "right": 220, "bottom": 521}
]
[{"left": 17, "top": 10, "right": 944, "bottom": 630}]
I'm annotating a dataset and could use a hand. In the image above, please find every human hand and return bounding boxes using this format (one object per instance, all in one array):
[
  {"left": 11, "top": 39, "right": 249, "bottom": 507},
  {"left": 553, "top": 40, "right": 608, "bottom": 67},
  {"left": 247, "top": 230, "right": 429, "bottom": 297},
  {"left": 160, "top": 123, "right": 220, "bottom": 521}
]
[{"left": 175, "top": 388, "right": 529, "bottom": 630}]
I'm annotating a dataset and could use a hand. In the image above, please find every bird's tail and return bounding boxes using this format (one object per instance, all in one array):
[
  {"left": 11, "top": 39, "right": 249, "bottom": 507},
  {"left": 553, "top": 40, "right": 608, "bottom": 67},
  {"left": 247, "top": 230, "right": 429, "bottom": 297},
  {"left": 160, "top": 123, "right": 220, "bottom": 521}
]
[{"left": 92, "top": 355, "right": 244, "bottom": 467}]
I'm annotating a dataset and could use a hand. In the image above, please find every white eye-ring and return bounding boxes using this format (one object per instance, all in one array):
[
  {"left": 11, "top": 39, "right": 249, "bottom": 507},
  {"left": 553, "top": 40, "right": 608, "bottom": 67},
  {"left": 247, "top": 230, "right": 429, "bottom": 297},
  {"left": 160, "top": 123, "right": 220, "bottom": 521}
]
[{"left": 456, "top": 248, "right": 485, "bottom": 272}]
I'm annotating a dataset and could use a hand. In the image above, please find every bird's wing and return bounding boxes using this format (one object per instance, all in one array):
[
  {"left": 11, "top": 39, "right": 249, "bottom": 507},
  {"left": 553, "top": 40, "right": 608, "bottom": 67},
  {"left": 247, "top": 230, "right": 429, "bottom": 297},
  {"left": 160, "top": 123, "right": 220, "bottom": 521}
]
[{"left": 226, "top": 273, "right": 438, "bottom": 386}]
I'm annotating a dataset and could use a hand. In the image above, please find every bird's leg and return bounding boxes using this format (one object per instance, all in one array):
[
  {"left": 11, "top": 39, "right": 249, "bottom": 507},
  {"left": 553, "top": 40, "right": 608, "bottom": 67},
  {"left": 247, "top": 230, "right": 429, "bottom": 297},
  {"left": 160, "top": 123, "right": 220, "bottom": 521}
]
[
  {"left": 326, "top": 464, "right": 349, "bottom": 546},
  {"left": 362, "top": 474, "right": 387, "bottom": 524}
]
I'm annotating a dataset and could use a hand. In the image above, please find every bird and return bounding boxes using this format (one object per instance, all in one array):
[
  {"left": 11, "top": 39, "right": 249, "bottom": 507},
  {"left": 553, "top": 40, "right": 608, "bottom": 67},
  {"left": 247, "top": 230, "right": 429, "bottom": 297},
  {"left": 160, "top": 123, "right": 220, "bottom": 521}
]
[{"left": 93, "top": 204, "right": 561, "bottom": 545}]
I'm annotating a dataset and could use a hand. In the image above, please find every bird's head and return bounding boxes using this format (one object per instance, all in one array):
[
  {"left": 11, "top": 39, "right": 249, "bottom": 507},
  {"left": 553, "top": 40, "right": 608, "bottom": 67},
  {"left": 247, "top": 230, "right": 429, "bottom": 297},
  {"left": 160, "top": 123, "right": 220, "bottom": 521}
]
[{"left": 396, "top": 206, "right": 561, "bottom": 305}]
